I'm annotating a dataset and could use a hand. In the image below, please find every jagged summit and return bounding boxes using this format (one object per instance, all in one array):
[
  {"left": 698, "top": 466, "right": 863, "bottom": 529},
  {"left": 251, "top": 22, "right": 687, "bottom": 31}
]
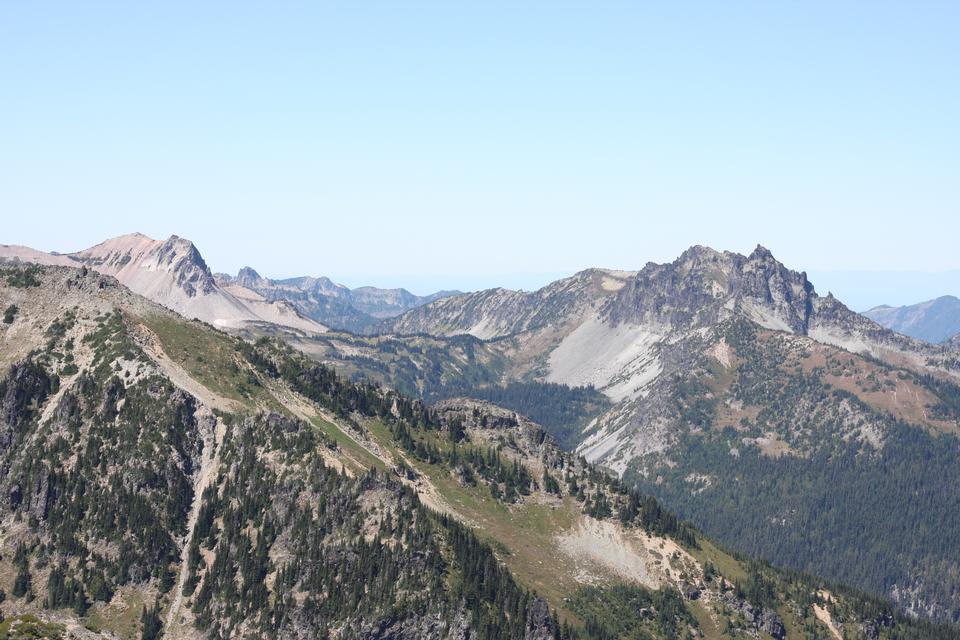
[
  {"left": 381, "top": 267, "right": 637, "bottom": 339},
  {"left": 384, "top": 245, "right": 827, "bottom": 339},
  {"left": 379, "top": 243, "right": 938, "bottom": 413},
  {"left": 607, "top": 244, "right": 818, "bottom": 334},
  {"left": 0, "top": 232, "right": 455, "bottom": 336},
  {"left": 233, "top": 266, "right": 265, "bottom": 288},
  {"left": 748, "top": 243, "right": 775, "bottom": 261}
]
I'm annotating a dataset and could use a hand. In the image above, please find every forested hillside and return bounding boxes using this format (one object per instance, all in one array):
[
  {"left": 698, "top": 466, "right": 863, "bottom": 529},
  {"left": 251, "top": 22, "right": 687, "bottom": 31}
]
[
  {"left": 623, "top": 318, "right": 960, "bottom": 621},
  {"left": 346, "top": 245, "right": 960, "bottom": 625},
  {"left": 1, "top": 265, "right": 957, "bottom": 639}
]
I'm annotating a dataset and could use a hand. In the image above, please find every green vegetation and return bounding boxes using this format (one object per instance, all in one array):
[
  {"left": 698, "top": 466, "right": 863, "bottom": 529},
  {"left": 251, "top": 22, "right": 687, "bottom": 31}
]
[
  {"left": 572, "top": 585, "right": 697, "bottom": 639},
  {"left": 627, "top": 318, "right": 960, "bottom": 622},
  {"left": 2, "top": 265, "right": 42, "bottom": 288},
  {"left": 2, "top": 280, "right": 959, "bottom": 639},
  {"left": 183, "top": 411, "right": 577, "bottom": 639},
  {"left": 143, "top": 314, "right": 276, "bottom": 406},
  {"left": 243, "top": 338, "right": 697, "bottom": 544},
  {"left": 3, "top": 304, "right": 17, "bottom": 324},
  {"left": 301, "top": 332, "right": 609, "bottom": 450},
  {"left": 140, "top": 602, "right": 162, "bottom": 640},
  {"left": 0, "top": 615, "right": 65, "bottom": 639},
  {"left": 427, "top": 380, "right": 610, "bottom": 449},
  {"left": 302, "top": 331, "right": 508, "bottom": 400},
  {"left": 1, "top": 326, "right": 197, "bottom": 624}
]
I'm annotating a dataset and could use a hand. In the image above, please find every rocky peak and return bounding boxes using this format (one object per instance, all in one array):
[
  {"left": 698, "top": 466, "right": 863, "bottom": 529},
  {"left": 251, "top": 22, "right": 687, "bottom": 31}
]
[
  {"left": 234, "top": 266, "right": 264, "bottom": 288},
  {"left": 675, "top": 244, "right": 727, "bottom": 269},
  {"left": 738, "top": 246, "right": 816, "bottom": 333},
  {"left": 606, "top": 245, "right": 817, "bottom": 334},
  {"left": 748, "top": 244, "right": 775, "bottom": 261},
  {"left": 155, "top": 235, "right": 216, "bottom": 297}
]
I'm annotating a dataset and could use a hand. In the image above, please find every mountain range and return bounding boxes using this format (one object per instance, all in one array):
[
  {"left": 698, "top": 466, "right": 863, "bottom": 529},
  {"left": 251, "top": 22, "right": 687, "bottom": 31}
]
[
  {"left": 310, "top": 244, "right": 960, "bottom": 621},
  {"left": 864, "top": 296, "right": 960, "bottom": 344},
  {"left": 2, "top": 233, "right": 960, "bottom": 639},
  {"left": 0, "top": 234, "right": 454, "bottom": 336},
  {"left": 215, "top": 266, "right": 457, "bottom": 333}
]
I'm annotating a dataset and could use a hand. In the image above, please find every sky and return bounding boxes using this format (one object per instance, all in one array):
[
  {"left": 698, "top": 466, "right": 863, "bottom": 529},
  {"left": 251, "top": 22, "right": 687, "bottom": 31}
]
[{"left": 1, "top": 2, "right": 958, "bottom": 307}]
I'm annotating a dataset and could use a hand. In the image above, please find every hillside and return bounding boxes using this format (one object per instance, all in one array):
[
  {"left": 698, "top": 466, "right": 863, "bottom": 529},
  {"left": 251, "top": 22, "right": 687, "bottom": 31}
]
[
  {"left": 326, "top": 246, "right": 960, "bottom": 622},
  {"left": 864, "top": 296, "right": 960, "bottom": 344},
  {"left": 0, "top": 234, "right": 325, "bottom": 334},
  {"left": 1, "top": 265, "right": 953, "bottom": 638}
]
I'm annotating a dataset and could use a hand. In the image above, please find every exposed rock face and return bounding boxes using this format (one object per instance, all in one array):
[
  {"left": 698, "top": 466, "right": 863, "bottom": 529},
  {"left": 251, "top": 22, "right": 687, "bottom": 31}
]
[
  {"left": 357, "top": 245, "right": 960, "bottom": 623},
  {"left": 432, "top": 398, "right": 564, "bottom": 469},
  {"left": 353, "top": 608, "right": 472, "bottom": 640},
  {"left": 524, "top": 598, "right": 556, "bottom": 640},
  {"left": 385, "top": 244, "right": 929, "bottom": 359},
  {"left": 150, "top": 235, "right": 218, "bottom": 297},
  {"left": 384, "top": 246, "right": 831, "bottom": 340},
  {"left": 233, "top": 265, "right": 267, "bottom": 289},
  {"left": 718, "top": 591, "right": 786, "bottom": 639},
  {"left": 379, "top": 245, "right": 951, "bottom": 414},
  {"left": 0, "top": 263, "right": 953, "bottom": 638},
  {"left": 605, "top": 245, "right": 816, "bottom": 333},
  {"left": 28, "top": 465, "right": 50, "bottom": 520}
]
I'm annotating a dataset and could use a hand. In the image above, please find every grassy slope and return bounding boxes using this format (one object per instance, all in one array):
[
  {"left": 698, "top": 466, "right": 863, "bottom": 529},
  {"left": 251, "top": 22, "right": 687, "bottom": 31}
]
[{"left": 136, "top": 317, "right": 855, "bottom": 638}]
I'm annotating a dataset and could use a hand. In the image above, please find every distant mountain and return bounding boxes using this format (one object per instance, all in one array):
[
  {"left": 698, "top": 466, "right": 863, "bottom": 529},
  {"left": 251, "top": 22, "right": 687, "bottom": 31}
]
[
  {"left": 217, "top": 267, "right": 458, "bottom": 333},
  {"left": 0, "top": 233, "right": 325, "bottom": 334},
  {"left": 864, "top": 295, "right": 960, "bottom": 343}
]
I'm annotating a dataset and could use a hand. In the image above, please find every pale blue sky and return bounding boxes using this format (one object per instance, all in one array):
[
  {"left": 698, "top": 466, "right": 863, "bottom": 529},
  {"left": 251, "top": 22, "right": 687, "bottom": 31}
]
[{"left": 1, "top": 2, "right": 958, "bottom": 307}]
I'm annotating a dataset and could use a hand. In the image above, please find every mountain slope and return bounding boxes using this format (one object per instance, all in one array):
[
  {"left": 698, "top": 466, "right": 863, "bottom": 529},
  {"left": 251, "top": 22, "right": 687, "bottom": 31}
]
[
  {"left": 864, "top": 295, "right": 960, "bottom": 343},
  {"left": 2, "top": 264, "right": 952, "bottom": 639},
  {"left": 0, "top": 234, "right": 326, "bottom": 334},
  {"left": 216, "top": 267, "right": 457, "bottom": 333},
  {"left": 380, "top": 247, "right": 953, "bottom": 401},
  {"left": 327, "top": 245, "right": 960, "bottom": 622},
  {"left": 381, "top": 268, "right": 636, "bottom": 340}
]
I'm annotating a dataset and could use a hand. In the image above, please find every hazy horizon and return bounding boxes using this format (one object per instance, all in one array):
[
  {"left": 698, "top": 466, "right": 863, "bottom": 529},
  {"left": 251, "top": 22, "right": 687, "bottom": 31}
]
[
  {"left": 3, "top": 3, "right": 958, "bottom": 307},
  {"left": 3, "top": 229, "right": 958, "bottom": 310}
]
